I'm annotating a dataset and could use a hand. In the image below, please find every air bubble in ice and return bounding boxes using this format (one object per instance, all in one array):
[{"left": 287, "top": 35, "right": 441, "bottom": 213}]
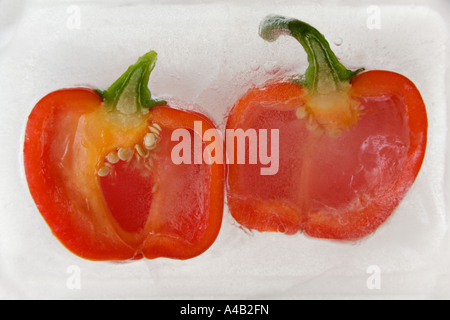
[{"left": 334, "top": 37, "right": 343, "bottom": 47}]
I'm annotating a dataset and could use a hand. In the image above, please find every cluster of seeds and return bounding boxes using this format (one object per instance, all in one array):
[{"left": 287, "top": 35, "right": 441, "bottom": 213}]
[{"left": 97, "top": 122, "right": 162, "bottom": 177}]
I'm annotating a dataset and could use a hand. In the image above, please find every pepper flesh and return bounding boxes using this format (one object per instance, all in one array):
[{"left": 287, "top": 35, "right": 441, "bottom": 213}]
[{"left": 226, "top": 16, "right": 427, "bottom": 240}]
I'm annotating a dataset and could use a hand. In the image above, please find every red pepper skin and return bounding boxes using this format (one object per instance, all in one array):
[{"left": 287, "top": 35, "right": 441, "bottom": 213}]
[
  {"left": 24, "top": 89, "right": 132, "bottom": 261},
  {"left": 226, "top": 17, "right": 427, "bottom": 240},
  {"left": 306, "top": 70, "right": 427, "bottom": 239},
  {"left": 226, "top": 81, "right": 306, "bottom": 235},
  {"left": 24, "top": 53, "right": 224, "bottom": 261}
]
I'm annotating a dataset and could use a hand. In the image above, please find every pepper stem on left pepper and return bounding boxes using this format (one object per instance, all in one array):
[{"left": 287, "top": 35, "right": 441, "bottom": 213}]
[{"left": 96, "top": 51, "right": 167, "bottom": 115}]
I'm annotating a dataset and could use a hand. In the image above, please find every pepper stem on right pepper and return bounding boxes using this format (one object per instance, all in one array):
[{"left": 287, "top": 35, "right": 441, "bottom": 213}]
[
  {"left": 259, "top": 15, "right": 364, "bottom": 93},
  {"left": 259, "top": 15, "right": 365, "bottom": 133}
]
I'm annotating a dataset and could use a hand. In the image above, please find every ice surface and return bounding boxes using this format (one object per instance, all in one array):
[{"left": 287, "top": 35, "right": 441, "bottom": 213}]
[{"left": 0, "top": 0, "right": 449, "bottom": 299}]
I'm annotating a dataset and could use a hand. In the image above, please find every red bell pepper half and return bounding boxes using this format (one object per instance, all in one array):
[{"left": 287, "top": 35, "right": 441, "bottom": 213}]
[
  {"left": 24, "top": 51, "right": 224, "bottom": 260},
  {"left": 226, "top": 16, "right": 427, "bottom": 240}
]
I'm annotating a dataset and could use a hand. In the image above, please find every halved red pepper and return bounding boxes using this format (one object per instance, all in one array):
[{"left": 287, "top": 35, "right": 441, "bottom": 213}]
[
  {"left": 226, "top": 16, "right": 427, "bottom": 240},
  {"left": 24, "top": 51, "right": 224, "bottom": 260}
]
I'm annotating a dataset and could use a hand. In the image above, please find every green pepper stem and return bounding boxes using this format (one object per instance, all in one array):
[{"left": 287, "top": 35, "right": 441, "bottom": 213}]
[
  {"left": 97, "top": 51, "right": 166, "bottom": 115},
  {"left": 259, "top": 15, "right": 364, "bottom": 93}
]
